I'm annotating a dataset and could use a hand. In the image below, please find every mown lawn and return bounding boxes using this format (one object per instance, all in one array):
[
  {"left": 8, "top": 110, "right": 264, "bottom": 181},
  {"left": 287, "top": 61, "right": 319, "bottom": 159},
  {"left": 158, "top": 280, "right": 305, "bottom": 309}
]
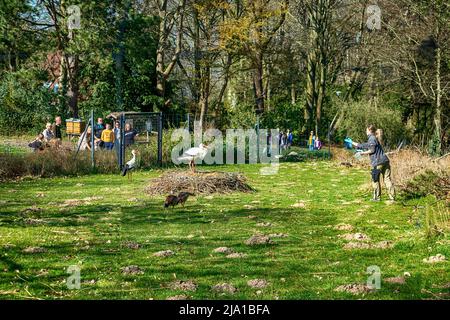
[{"left": 0, "top": 161, "right": 448, "bottom": 300}]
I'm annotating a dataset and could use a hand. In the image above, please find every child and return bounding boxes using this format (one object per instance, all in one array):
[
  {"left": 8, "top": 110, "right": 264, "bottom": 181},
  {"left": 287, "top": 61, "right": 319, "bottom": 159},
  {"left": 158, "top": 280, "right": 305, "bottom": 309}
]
[
  {"left": 315, "top": 136, "right": 322, "bottom": 150},
  {"left": 28, "top": 133, "right": 45, "bottom": 152},
  {"left": 308, "top": 131, "right": 315, "bottom": 151},
  {"left": 101, "top": 123, "right": 115, "bottom": 150}
]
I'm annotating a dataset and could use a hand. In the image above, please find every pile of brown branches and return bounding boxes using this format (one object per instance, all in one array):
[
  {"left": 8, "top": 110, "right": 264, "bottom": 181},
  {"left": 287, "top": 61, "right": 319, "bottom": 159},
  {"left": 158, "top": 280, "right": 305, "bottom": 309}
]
[{"left": 145, "top": 170, "right": 254, "bottom": 195}]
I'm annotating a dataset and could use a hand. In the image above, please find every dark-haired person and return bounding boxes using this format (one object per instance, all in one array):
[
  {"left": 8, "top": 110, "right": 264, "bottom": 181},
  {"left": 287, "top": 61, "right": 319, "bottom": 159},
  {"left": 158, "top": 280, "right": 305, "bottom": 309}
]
[
  {"left": 28, "top": 133, "right": 45, "bottom": 152},
  {"left": 352, "top": 125, "right": 395, "bottom": 202}
]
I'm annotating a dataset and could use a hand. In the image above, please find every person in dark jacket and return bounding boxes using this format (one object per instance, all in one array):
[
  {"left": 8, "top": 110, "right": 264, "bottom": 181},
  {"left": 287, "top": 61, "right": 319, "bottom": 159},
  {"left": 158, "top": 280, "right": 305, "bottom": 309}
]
[{"left": 352, "top": 125, "right": 395, "bottom": 202}]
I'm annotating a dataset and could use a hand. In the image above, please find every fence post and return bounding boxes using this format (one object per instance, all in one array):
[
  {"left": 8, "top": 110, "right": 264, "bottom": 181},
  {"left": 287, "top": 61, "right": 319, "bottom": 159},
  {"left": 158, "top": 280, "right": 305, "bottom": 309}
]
[
  {"left": 90, "top": 110, "right": 95, "bottom": 169},
  {"left": 158, "top": 112, "right": 163, "bottom": 166},
  {"left": 119, "top": 113, "right": 125, "bottom": 169}
]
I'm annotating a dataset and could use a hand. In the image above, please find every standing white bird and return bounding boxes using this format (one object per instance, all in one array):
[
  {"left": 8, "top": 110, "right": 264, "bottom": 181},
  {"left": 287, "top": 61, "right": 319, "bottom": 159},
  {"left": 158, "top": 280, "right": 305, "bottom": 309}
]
[
  {"left": 177, "top": 143, "right": 208, "bottom": 172},
  {"left": 122, "top": 149, "right": 137, "bottom": 181}
]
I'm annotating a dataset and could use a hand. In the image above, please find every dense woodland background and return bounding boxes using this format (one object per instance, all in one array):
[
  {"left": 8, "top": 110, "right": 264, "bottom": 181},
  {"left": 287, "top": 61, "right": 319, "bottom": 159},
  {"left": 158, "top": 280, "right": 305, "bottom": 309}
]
[{"left": 0, "top": 0, "right": 449, "bottom": 153}]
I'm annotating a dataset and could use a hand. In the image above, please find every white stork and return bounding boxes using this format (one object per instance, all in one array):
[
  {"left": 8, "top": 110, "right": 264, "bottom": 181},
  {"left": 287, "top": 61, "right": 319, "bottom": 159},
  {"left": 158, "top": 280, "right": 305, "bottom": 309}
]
[
  {"left": 121, "top": 149, "right": 137, "bottom": 181},
  {"left": 177, "top": 143, "right": 208, "bottom": 172}
]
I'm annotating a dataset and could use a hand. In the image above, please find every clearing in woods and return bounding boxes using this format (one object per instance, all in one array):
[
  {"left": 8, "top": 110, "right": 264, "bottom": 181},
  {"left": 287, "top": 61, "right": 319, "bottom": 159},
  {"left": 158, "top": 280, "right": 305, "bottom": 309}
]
[{"left": 0, "top": 162, "right": 448, "bottom": 300}]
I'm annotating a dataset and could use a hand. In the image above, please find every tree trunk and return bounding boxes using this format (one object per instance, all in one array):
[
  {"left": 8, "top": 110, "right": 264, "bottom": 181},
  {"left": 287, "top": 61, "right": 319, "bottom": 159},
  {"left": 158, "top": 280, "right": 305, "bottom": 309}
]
[
  {"left": 253, "top": 51, "right": 264, "bottom": 113},
  {"left": 433, "top": 45, "right": 442, "bottom": 154}
]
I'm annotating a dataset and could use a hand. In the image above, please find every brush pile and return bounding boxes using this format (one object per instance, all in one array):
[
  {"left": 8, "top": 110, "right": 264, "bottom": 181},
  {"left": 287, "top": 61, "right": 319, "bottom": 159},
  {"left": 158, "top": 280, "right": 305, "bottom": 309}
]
[{"left": 145, "top": 170, "right": 254, "bottom": 195}]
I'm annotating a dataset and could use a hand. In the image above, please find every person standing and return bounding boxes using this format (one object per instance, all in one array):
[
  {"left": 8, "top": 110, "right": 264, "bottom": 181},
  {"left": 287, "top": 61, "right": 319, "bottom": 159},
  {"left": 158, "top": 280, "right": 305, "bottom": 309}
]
[
  {"left": 124, "top": 123, "right": 139, "bottom": 147},
  {"left": 53, "top": 116, "right": 63, "bottom": 140},
  {"left": 308, "top": 131, "right": 315, "bottom": 151},
  {"left": 113, "top": 120, "right": 122, "bottom": 159},
  {"left": 94, "top": 118, "right": 105, "bottom": 149},
  {"left": 287, "top": 129, "right": 293, "bottom": 149},
  {"left": 101, "top": 123, "right": 115, "bottom": 150},
  {"left": 352, "top": 125, "right": 395, "bottom": 202}
]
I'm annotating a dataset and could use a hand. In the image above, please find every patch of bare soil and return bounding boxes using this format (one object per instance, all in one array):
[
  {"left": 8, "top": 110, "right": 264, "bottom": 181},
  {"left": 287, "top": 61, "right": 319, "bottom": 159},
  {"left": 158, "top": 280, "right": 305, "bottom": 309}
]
[
  {"left": 212, "top": 283, "right": 237, "bottom": 294},
  {"left": 245, "top": 235, "right": 273, "bottom": 246},
  {"left": 423, "top": 254, "right": 446, "bottom": 264},
  {"left": 343, "top": 242, "right": 371, "bottom": 250},
  {"left": 335, "top": 284, "right": 374, "bottom": 295},
  {"left": 268, "top": 233, "right": 289, "bottom": 238},
  {"left": 339, "top": 233, "right": 370, "bottom": 241},
  {"left": 168, "top": 280, "right": 198, "bottom": 292},
  {"left": 20, "top": 206, "right": 42, "bottom": 215},
  {"left": 23, "top": 246, "right": 47, "bottom": 254},
  {"left": 334, "top": 224, "right": 354, "bottom": 231},
  {"left": 166, "top": 294, "right": 189, "bottom": 300},
  {"left": 24, "top": 218, "right": 45, "bottom": 225},
  {"left": 247, "top": 279, "right": 269, "bottom": 289},
  {"left": 256, "top": 222, "right": 272, "bottom": 227},
  {"left": 122, "top": 241, "right": 141, "bottom": 250},
  {"left": 121, "top": 265, "right": 144, "bottom": 275},
  {"left": 226, "top": 252, "right": 248, "bottom": 259},
  {"left": 59, "top": 196, "right": 104, "bottom": 208},
  {"left": 291, "top": 202, "right": 306, "bottom": 208},
  {"left": 384, "top": 277, "right": 406, "bottom": 285},
  {"left": 153, "top": 250, "right": 175, "bottom": 257},
  {"left": 213, "top": 247, "right": 234, "bottom": 254}
]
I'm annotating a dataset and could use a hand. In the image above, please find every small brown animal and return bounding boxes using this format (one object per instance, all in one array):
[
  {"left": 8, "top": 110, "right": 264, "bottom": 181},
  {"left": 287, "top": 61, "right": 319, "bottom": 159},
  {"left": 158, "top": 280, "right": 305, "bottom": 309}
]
[{"left": 164, "top": 192, "right": 195, "bottom": 208}]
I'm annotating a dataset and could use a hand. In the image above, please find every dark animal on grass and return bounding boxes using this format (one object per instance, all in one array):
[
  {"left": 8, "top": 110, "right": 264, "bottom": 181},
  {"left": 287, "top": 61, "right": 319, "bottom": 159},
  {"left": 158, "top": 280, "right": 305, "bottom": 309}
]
[{"left": 164, "top": 192, "right": 195, "bottom": 208}]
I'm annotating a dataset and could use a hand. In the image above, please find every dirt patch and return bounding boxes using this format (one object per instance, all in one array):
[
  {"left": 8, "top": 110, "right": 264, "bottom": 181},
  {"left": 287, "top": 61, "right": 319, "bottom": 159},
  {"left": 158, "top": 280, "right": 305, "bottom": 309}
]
[
  {"left": 153, "top": 250, "right": 175, "bottom": 257},
  {"left": 213, "top": 247, "right": 234, "bottom": 254},
  {"left": 122, "top": 241, "right": 141, "bottom": 250},
  {"left": 291, "top": 202, "right": 306, "bottom": 208},
  {"left": 212, "top": 283, "right": 237, "bottom": 294},
  {"left": 59, "top": 196, "right": 104, "bottom": 208},
  {"left": 20, "top": 206, "right": 42, "bottom": 215},
  {"left": 121, "top": 265, "right": 144, "bottom": 275},
  {"left": 24, "top": 218, "right": 45, "bottom": 225},
  {"left": 226, "top": 252, "right": 248, "bottom": 259},
  {"left": 23, "top": 246, "right": 47, "bottom": 254},
  {"left": 335, "top": 284, "right": 374, "bottom": 295},
  {"left": 145, "top": 171, "right": 253, "bottom": 195},
  {"left": 374, "top": 241, "right": 394, "bottom": 249},
  {"left": 247, "top": 279, "right": 269, "bottom": 289},
  {"left": 423, "top": 254, "right": 446, "bottom": 264},
  {"left": 168, "top": 280, "right": 198, "bottom": 292},
  {"left": 334, "top": 224, "right": 354, "bottom": 231},
  {"left": 245, "top": 235, "right": 273, "bottom": 246},
  {"left": 339, "top": 233, "right": 370, "bottom": 241},
  {"left": 256, "top": 222, "right": 272, "bottom": 227},
  {"left": 384, "top": 277, "right": 406, "bottom": 285},
  {"left": 268, "top": 233, "right": 289, "bottom": 238},
  {"left": 166, "top": 294, "right": 189, "bottom": 300},
  {"left": 343, "top": 242, "right": 371, "bottom": 250}
]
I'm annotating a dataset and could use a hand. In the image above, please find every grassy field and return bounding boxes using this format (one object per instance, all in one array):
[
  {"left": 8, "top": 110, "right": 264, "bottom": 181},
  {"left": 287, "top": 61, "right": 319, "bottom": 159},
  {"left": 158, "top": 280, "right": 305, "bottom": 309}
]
[{"left": 0, "top": 161, "right": 448, "bottom": 300}]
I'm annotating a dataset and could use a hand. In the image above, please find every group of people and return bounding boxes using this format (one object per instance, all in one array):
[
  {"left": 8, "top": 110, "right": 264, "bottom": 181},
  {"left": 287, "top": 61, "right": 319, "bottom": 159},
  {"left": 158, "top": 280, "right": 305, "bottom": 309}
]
[
  {"left": 308, "top": 131, "right": 322, "bottom": 151},
  {"left": 28, "top": 116, "right": 139, "bottom": 154},
  {"left": 28, "top": 116, "right": 64, "bottom": 152},
  {"left": 78, "top": 117, "right": 139, "bottom": 152},
  {"left": 278, "top": 129, "right": 294, "bottom": 151}
]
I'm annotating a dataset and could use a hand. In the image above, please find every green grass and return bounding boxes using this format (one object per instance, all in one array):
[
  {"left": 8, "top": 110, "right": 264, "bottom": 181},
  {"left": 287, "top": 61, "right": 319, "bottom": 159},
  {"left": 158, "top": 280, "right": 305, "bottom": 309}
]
[{"left": 0, "top": 162, "right": 448, "bottom": 300}]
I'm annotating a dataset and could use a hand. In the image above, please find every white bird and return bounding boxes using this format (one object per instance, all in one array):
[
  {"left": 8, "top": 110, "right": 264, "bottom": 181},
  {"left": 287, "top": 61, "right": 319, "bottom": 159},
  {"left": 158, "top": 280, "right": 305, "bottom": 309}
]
[
  {"left": 177, "top": 143, "right": 208, "bottom": 172},
  {"left": 122, "top": 149, "right": 137, "bottom": 181}
]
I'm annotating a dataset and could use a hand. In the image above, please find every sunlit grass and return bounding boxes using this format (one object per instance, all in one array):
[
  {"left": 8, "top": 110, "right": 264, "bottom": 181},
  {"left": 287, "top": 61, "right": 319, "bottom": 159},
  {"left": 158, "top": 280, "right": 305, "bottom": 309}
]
[{"left": 0, "top": 162, "right": 448, "bottom": 300}]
